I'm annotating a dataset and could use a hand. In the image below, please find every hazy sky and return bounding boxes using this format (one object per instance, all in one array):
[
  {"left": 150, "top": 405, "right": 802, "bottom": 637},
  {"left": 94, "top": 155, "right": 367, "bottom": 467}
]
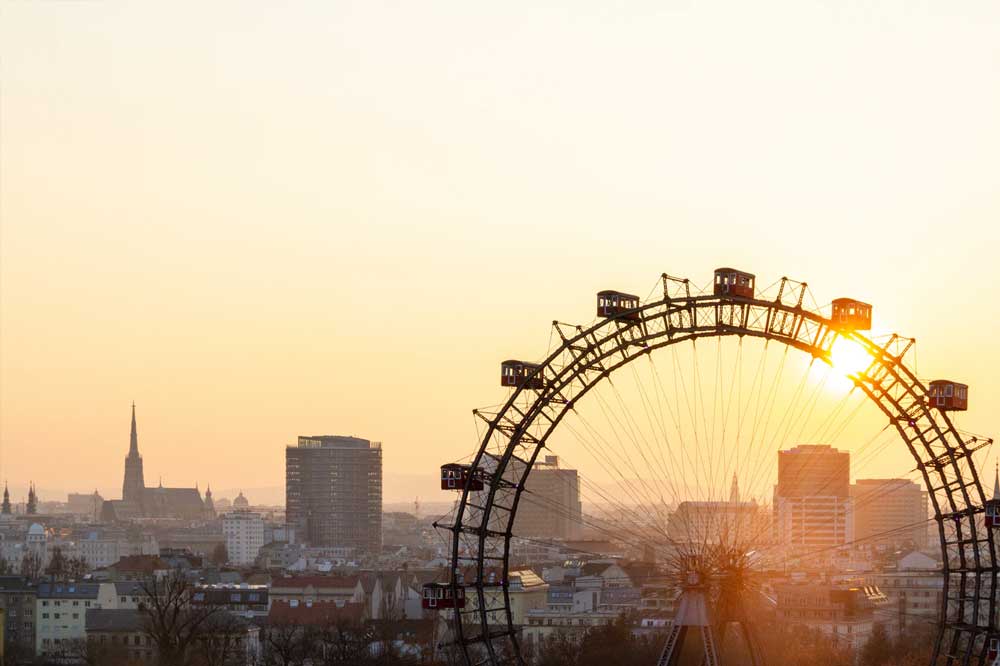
[{"left": 2, "top": 1, "right": 999, "bottom": 505}]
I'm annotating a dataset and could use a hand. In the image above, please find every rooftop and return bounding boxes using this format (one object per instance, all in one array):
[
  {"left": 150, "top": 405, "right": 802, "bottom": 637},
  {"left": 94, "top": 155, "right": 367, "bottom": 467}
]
[
  {"left": 295, "top": 435, "right": 381, "bottom": 450},
  {"left": 268, "top": 600, "right": 364, "bottom": 626},
  {"left": 271, "top": 575, "right": 361, "bottom": 589},
  {"left": 38, "top": 582, "right": 101, "bottom": 599}
]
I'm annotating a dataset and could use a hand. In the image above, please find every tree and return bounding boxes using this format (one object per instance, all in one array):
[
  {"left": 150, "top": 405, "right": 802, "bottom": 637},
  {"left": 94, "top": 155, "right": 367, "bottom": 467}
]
[
  {"left": 860, "top": 623, "right": 892, "bottom": 666},
  {"left": 190, "top": 613, "right": 253, "bottom": 666},
  {"left": 534, "top": 630, "right": 580, "bottom": 666},
  {"left": 141, "top": 570, "right": 225, "bottom": 665},
  {"left": 66, "top": 554, "right": 91, "bottom": 580},
  {"left": 64, "top": 637, "right": 131, "bottom": 666},
  {"left": 211, "top": 543, "right": 229, "bottom": 566},
  {"left": 316, "top": 615, "right": 374, "bottom": 665},
  {"left": 756, "top": 622, "right": 854, "bottom": 666},
  {"left": 45, "top": 546, "right": 68, "bottom": 580},
  {"left": 260, "top": 621, "right": 315, "bottom": 666},
  {"left": 20, "top": 550, "right": 42, "bottom": 580}
]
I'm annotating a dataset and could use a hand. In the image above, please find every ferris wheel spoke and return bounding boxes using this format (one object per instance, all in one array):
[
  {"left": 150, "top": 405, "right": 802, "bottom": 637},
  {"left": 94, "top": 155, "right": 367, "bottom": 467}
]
[
  {"left": 606, "top": 378, "right": 676, "bottom": 506},
  {"left": 582, "top": 394, "right": 673, "bottom": 516},
  {"left": 648, "top": 355, "right": 702, "bottom": 503},
  {"left": 741, "top": 356, "right": 822, "bottom": 504},
  {"left": 562, "top": 417, "right": 665, "bottom": 522},
  {"left": 628, "top": 364, "right": 690, "bottom": 511},
  {"left": 563, "top": 404, "right": 685, "bottom": 539}
]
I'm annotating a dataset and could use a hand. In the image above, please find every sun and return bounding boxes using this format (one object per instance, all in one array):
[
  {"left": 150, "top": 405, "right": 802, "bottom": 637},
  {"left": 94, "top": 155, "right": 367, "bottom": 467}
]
[{"left": 828, "top": 337, "right": 873, "bottom": 378}]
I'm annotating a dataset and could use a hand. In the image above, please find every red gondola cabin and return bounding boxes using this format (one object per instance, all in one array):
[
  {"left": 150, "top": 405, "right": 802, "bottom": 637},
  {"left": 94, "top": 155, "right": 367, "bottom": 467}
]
[
  {"left": 440, "top": 463, "right": 484, "bottom": 491},
  {"left": 987, "top": 637, "right": 999, "bottom": 663},
  {"left": 713, "top": 268, "right": 755, "bottom": 299},
  {"left": 831, "top": 298, "right": 872, "bottom": 331},
  {"left": 986, "top": 470, "right": 1000, "bottom": 529},
  {"left": 928, "top": 380, "right": 968, "bottom": 412},
  {"left": 500, "top": 360, "right": 545, "bottom": 390},
  {"left": 597, "top": 291, "right": 641, "bottom": 320},
  {"left": 422, "top": 583, "right": 465, "bottom": 610},
  {"left": 986, "top": 499, "right": 1000, "bottom": 529}
]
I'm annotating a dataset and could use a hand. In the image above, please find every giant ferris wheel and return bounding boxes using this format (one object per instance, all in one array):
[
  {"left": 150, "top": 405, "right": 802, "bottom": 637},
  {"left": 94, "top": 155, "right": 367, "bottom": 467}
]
[{"left": 427, "top": 267, "right": 1000, "bottom": 666}]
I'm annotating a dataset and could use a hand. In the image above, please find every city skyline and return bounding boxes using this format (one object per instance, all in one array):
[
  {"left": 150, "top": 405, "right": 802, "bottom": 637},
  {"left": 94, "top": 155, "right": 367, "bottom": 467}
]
[
  {"left": 3, "top": 3, "right": 998, "bottom": 665},
  {"left": 4, "top": 2, "right": 1000, "bottom": 500}
]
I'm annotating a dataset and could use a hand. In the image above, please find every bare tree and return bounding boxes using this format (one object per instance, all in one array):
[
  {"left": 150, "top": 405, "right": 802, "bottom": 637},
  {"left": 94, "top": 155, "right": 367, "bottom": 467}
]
[
  {"left": 190, "top": 613, "right": 253, "bottom": 666},
  {"left": 19, "top": 550, "right": 42, "bottom": 580},
  {"left": 141, "top": 570, "right": 224, "bottom": 665},
  {"left": 260, "top": 620, "right": 315, "bottom": 666},
  {"left": 45, "top": 546, "right": 68, "bottom": 580},
  {"left": 315, "top": 615, "right": 372, "bottom": 665},
  {"left": 63, "top": 637, "right": 131, "bottom": 666},
  {"left": 66, "top": 554, "right": 91, "bottom": 580}
]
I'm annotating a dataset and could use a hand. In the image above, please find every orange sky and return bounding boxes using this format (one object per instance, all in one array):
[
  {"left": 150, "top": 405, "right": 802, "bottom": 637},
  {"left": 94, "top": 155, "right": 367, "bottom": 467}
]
[{"left": 2, "top": 2, "right": 1000, "bottom": 505}]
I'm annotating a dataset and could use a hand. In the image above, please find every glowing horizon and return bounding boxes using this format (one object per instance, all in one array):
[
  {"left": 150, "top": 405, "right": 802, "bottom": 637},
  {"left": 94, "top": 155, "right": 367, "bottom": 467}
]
[{"left": 3, "top": 1, "right": 1000, "bottom": 505}]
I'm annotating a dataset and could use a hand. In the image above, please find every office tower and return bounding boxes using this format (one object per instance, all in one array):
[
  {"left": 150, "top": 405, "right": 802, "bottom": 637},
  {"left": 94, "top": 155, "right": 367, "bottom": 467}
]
[
  {"left": 286, "top": 435, "right": 382, "bottom": 553},
  {"left": 514, "top": 456, "right": 582, "bottom": 540},
  {"left": 851, "top": 479, "right": 928, "bottom": 549},
  {"left": 774, "top": 444, "right": 853, "bottom": 549}
]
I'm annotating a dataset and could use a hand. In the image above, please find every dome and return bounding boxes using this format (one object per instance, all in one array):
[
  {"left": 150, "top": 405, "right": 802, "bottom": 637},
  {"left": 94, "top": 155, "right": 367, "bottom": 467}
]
[
  {"left": 233, "top": 492, "right": 249, "bottom": 508},
  {"left": 28, "top": 523, "right": 44, "bottom": 536}
]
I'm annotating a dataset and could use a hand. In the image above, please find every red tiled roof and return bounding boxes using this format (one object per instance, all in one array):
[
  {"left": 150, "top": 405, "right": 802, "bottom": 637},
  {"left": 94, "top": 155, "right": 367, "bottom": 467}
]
[
  {"left": 267, "top": 600, "right": 364, "bottom": 626},
  {"left": 270, "top": 575, "right": 360, "bottom": 590}
]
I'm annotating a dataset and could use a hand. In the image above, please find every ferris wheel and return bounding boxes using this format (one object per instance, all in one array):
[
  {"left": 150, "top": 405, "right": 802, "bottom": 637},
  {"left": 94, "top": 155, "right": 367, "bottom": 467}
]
[{"left": 428, "top": 267, "right": 999, "bottom": 666}]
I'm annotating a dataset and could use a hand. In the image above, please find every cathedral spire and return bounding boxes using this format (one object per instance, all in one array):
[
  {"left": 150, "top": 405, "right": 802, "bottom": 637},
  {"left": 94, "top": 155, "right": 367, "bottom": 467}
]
[
  {"left": 2, "top": 482, "right": 11, "bottom": 515},
  {"left": 129, "top": 402, "right": 139, "bottom": 456},
  {"left": 123, "top": 404, "right": 146, "bottom": 504},
  {"left": 729, "top": 472, "right": 740, "bottom": 504},
  {"left": 993, "top": 463, "right": 999, "bottom": 502}
]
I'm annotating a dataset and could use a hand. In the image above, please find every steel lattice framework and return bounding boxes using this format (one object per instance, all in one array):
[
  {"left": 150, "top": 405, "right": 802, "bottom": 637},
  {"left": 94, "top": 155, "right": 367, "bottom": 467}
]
[{"left": 442, "top": 274, "right": 998, "bottom": 666}]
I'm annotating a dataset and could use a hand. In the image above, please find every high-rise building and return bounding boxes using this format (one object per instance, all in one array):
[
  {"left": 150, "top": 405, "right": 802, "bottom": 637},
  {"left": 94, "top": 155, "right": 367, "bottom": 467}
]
[
  {"left": 851, "top": 479, "right": 928, "bottom": 549},
  {"left": 285, "top": 435, "right": 382, "bottom": 553},
  {"left": 774, "top": 445, "right": 852, "bottom": 549},
  {"left": 223, "top": 510, "right": 265, "bottom": 566},
  {"left": 514, "top": 456, "right": 582, "bottom": 540}
]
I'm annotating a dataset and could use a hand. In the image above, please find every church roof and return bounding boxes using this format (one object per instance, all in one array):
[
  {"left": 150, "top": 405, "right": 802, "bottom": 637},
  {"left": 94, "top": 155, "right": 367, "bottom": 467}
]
[{"left": 139, "top": 487, "right": 205, "bottom": 519}]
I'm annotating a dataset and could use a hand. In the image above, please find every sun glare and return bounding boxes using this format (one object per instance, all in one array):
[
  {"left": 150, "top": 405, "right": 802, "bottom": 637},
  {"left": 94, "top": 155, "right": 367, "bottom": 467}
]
[{"left": 828, "top": 337, "right": 873, "bottom": 378}]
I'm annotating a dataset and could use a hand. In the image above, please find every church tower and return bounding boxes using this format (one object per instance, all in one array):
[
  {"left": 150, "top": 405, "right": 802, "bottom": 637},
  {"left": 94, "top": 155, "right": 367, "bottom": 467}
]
[
  {"left": 26, "top": 483, "right": 37, "bottom": 514},
  {"left": 2, "top": 482, "right": 11, "bottom": 515},
  {"left": 204, "top": 484, "right": 216, "bottom": 518},
  {"left": 123, "top": 403, "right": 146, "bottom": 505}
]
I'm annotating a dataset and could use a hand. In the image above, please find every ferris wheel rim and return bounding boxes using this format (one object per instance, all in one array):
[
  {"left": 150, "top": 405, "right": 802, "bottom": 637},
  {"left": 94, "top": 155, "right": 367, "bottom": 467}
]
[{"left": 444, "top": 280, "right": 998, "bottom": 666}]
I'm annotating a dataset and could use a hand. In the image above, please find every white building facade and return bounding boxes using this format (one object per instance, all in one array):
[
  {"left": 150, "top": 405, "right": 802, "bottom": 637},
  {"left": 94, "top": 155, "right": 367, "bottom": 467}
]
[{"left": 223, "top": 510, "right": 265, "bottom": 566}]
